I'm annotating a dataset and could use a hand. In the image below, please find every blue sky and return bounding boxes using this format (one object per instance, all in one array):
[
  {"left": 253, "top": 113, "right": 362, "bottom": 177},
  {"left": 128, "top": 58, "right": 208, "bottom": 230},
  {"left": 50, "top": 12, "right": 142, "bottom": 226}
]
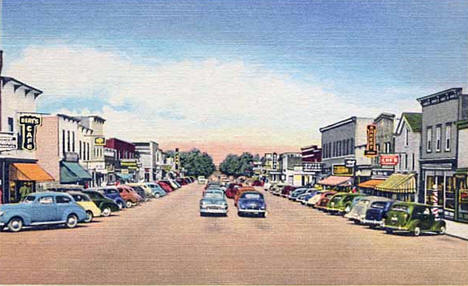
[{"left": 1, "top": 0, "right": 468, "bottom": 158}]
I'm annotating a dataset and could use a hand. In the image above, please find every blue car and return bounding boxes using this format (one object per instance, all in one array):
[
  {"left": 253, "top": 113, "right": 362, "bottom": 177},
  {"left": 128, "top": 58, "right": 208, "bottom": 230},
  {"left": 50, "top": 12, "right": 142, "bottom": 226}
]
[
  {"left": 144, "top": 183, "right": 167, "bottom": 198},
  {"left": 362, "top": 200, "right": 395, "bottom": 228},
  {"left": 298, "top": 189, "right": 320, "bottom": 204},
  {"left": 91, "top": 187, "right": 127, "bottom": 209},
  {"left": 0, "top": 192, "right": 87, "bottom": 232},
  {"left": 237, "top": 191, "right": 267, "bottom": 218}
]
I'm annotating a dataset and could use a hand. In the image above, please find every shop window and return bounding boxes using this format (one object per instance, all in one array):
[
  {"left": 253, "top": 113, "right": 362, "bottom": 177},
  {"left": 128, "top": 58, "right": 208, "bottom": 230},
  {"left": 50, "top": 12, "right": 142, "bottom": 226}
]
[
  {"left": 445, "top": 177, "right": 455, "bottom": 210},
  {"left": 445, "top": 124, "right": 451, "bottom": 151}
]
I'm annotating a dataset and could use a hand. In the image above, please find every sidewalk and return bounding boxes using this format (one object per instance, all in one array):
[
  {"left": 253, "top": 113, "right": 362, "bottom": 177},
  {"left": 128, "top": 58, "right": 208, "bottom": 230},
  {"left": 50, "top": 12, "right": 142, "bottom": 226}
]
[{"left": 445, "top": 220, "right": 468, "bottom": 241}]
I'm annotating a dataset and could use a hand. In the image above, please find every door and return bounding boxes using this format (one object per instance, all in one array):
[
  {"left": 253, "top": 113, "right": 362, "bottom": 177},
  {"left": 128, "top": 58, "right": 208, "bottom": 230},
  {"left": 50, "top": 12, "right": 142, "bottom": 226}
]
[
  {"left": 32, "top": 196, "right": 57, "bottom": 222},
  {"left": 55, "top": 195, "right": 73, "bottom": 221}
]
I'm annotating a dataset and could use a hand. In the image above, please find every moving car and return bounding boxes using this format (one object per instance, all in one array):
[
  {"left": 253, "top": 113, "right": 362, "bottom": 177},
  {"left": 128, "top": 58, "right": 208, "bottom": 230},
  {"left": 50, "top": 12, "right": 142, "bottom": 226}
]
[
  {"left": 90, "top": 187, "right": 127, "bottom": 209},
  {"left": 116, "top": 185, "right": 142, "bottom": 208},
  {"left": 82, "top": 190, "right": 120, "bottom": 217},
  {"left": 383, "top": 202, "right": 446, "bottom": 236},
  {"left": 345, "top": 196, "right": 391, "bottom": 224},
  {"left": 237, "top": 191, "right": 267, "bottom": 217},
  {"left": 326, "top": 193, "right": 366, "bottom": 215},
  {"left": 199, "top": 191, "right": 228, "bottom": 216},
  {"left": 0, "top": 192, "right": 87, "bottom": 232},
  {"left": 67, "top": 191, "right": 102, "bottom": 223},
  {"left": 362, "top": 200, "right": 395, "bottom": 228},
  {"left": 225, "top": 183, "right": 242, "bottom": 199},
  {"left": 234, "top": 186, "right": 256, "bottom": 206}
]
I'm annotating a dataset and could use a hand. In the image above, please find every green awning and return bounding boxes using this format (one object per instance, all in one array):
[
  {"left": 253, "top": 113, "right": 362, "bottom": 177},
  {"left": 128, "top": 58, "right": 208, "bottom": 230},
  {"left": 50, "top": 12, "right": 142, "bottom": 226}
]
[
  {"left": 455, "top": 168, "right": 468, "bottom": 175},
  {"left": 60, "top": 162, "right": 92, "bottom": 184},
  {"left": 116, "top": 173, "right": 133, "bottom": 180}
]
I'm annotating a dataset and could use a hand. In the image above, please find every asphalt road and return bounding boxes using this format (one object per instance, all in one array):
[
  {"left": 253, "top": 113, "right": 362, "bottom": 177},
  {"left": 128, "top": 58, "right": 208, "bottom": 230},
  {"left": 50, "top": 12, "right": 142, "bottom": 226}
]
[{"left": 0, "top": 183, "right": 467, "bottom": 285}]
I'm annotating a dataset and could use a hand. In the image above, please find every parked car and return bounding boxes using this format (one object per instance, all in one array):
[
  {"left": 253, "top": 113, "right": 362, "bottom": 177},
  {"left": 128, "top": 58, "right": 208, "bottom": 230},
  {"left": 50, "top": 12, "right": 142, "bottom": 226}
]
[
  {"left": 297, "top": 189, "right": 320, "bottom": 204},
  {"left": 199, "top": 191, "right": 228, "bottom": 216},
  {"left": 281, "top": 186, "right": 297, "bottom": 198},
  {"left": 198, "top": 176, "right": 207, "bottom": 184},
  {"left": 127, "top": 183, "right": 155, "bottom": 200},
  {"left": 345, "top": 196, "right": 391, "bottom": 224},
  {"left": 326, "top": 193, "right": 366, "bottom": 215},
  {"left": 0, "top": 192, "right": 87, "bottom": 232},
  {"left": 234, "top": 186, "right": 257, "bottom": 206},
  {"left": 383, "top": 202, "right": 446, "bottom": 236},
  {"left": 362, "top": 200, "right": 395, "bottom": 228},
  {"left": 167, "top": 179, "right": 180, "bottom": 189},
  {"left": 251, "top": 180, "right": 264, "bottom": 187},
  {"left": 237, "top": 191, "right": 267, "bottom": 217},
  {"left": 270, "top": 184, "right": 286, "bottom": 196},
  {"left": 225, "top": 183, "right": 242, "bottom": 199},
  {"left": 90, "top": 187, "right": 127, "bottom": 209},
  {"left": 82, "top": 190, "right": 120, "bottom": 217},
  {"left": 116, "top": 185, "right": 142, "bottom": 208},
  {"left": 67, "top": 191, "right": 102, "bottom": 223},
  {"left": 288, "top": 188, "right": 309, "bottom": 200},
  {"left": 145, "top": 183, "right": 167, "bottom": 198},
  {"left": 314, "top": 191, "right": 337, "bottom": 209},
  {"left": 306, "top": 191, "right": 324, "bottom": 206},
  {"left": 125, "top": 184, "right": 148, "bottom": 202},
  {"left": 157, "top": 181, "right": 174, "bottom": 193}
]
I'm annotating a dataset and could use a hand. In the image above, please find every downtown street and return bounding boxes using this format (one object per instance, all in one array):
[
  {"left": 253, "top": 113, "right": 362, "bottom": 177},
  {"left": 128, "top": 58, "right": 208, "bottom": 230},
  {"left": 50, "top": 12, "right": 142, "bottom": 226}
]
[{"left": 1, "top": 182, "right": 467, "bottom": 285}]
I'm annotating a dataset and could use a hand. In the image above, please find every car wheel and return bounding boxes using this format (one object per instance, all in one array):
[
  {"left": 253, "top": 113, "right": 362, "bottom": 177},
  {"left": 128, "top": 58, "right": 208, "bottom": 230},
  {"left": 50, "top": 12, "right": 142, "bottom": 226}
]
[
  {"left": 8, "top": 217, "right": 23, "bottom": 232},
  {"left": 200, "top": 212, "right": 205, "bottom": 217},
  {"left": 385, "top": 229, "right": 393, "bottom": 234},
  {"left": 344, "top": 205, "right": 351, "bottom": 213},
  {"left": 102, "top": 207, "right": 111, "bottom": 217},
  {"left": 117, "top": 201, "right": 124, "bottom": 210},
  {"left": 261, "top": 212, "right": 267, "bottom": 218},
  {"left": 84, "top": 211, "right": 93, "bottom": 223},
  {"left": 238, "top": 212, "right": 243, "bottom": 217},
  {"left": 413, "top": 226, "right": 421, "bottom": 236},
  {"left": 66, "top": 214, "right": 78, "bottom": 229},
  {"left": 126, "top": 201, "right": 133, "bottom": 208},
  {"left": 438, "top": 226, "right": 446, "bottom": 235}
]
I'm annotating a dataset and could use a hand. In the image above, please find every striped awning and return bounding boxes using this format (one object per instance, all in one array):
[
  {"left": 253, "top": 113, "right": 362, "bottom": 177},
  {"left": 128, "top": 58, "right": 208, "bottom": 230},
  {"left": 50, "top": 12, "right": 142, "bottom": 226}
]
[
  {"left": 358, "top": 179, "right": 385, "bottom": 189},
  {"left": 375, "top": 174, "right": 416, "bottom": 194}
]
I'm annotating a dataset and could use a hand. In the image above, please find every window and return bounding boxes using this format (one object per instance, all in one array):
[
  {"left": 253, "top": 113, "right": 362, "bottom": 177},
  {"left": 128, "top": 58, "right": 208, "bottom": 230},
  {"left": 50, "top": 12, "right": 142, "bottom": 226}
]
[
  {"left": 412, "top": 153, "right": 415, "bottom": 171},
  {"left": 445, "top": 124, "right": 451, "bottom": 151},
  {"left": 350, "top": 138, "right": 354, "bottom": 154},
  {"left": 79, "top": 141, "right": 82, "bottom": 159},
  {"left": 56, "top": 196, "right": 71, "bottom": 204},
  {"left": 62, "top": 130, "right": 66, "bottom": 155},
  {"left": 405, "top": 153, "right": 408, "bottom": 170},
  {"left": 427, "top": 127, "right": 432, "bottom": 152},
  {"left": 39, "top": 196, "right": 54, "bottom": 204},
  {"left": 436, "top": 126, "right": 441, "bottom": 152},
  {"left": 405, "top": 127, "right": 409, "bottom": 146},
  {"left": 72, "top": 132, "right": 75, "bottom": 152},
  {"left": 87, "top": 142, "right": 90, "bottom": 160},
  {"left": 8, "top": 117, "right": 14, "bottom": 132}
]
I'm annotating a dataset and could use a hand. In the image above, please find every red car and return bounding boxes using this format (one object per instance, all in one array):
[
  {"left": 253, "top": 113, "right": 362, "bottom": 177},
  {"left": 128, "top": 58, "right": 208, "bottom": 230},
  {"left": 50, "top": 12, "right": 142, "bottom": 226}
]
[
  {"left": 157, "top": 181, "right": 174, "bottom": 192},
  {"left": 251, "top": 180, "right": 264, "bottom": 187},
  {"left": 281, "top": 186, "right": 296, "bottom": 197},
  {"left": 314, "top": 191, "right": 337, "bottom": 210},
  {"left": 225, "top": 183, "right": 243, "bottom": 199},
  {"left": 117, "top": 185, "right": 143, "bottom": 208}
]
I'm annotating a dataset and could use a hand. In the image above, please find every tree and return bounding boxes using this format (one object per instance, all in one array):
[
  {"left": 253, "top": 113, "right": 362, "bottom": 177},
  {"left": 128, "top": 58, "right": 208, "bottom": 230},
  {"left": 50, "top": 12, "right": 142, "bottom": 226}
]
[
  {"left": 179, "top": 148, "right": 216, "bottom": 178},
  {"left": 219, "top": 152, "right": 255, "bottom": 177}
]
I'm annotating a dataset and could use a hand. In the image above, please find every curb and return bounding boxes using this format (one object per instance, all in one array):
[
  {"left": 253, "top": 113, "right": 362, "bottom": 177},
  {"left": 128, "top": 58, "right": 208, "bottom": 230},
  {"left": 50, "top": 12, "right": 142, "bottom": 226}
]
[{"left": 446, "top": 233, "right": 468, "bottom": 241}]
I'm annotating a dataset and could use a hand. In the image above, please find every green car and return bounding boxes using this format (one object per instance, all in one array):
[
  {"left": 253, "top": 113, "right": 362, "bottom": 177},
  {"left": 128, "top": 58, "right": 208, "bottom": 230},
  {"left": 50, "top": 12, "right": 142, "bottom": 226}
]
[
  {"left": 326, "top": 192, "right": 366, "bottom": 215},
  {"left": 82, "top": 190, "right": 120, "bottom": 217},
  {"left": 383, "top": 202, "right": 446, "bottom": 236}
]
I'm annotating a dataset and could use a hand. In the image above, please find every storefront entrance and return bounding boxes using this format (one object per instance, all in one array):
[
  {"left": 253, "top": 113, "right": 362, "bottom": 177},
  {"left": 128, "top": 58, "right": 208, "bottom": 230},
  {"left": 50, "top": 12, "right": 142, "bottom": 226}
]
[{"left": 455, "top": 171, "right": 468, "bottom": 222}]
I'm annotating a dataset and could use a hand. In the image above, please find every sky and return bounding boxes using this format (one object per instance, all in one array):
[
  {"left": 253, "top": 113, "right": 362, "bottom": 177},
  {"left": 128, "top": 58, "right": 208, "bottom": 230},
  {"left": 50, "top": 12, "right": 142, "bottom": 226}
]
[{"left": 1, "top": 0, "right": 467, "bottom": 163}]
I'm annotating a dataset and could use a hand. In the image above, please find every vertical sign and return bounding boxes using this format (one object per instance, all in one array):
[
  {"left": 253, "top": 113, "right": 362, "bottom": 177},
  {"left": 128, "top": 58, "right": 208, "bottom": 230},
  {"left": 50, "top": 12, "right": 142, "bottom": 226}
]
[
  {"left": 174, "top": 148, "right": 180, "bottom": 170},
  {"left": 19, "top": 115, "right": 42, "bottom": 151},
  {"left": 364, "top": 124, "right": 378, "bottom": 157}
]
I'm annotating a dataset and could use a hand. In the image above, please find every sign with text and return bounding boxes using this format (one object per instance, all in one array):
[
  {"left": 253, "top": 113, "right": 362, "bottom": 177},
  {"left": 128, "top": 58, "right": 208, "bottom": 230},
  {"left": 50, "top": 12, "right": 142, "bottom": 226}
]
[
  {"left": 365, "top": 124, "right": 378, "bottom": 157},
  {"left": 345, "top": 159, "right": 356, "bottom": 168},
  {"left": 94, "top": 137, "right": 106, "bottom": 146},
  {"left": 175, "top": 148, "right": 180, "bottom": 170},
  {"left": 380, "top": 154, "right": 399, "bottom": 166},
  {"left": 272, "top": 152, "right": 278, "bottom": 170},
  {"left": 120, "top": 159, "right": 138, "bottom": 170},
  {"left": 19, "top": 115, "right": 42, "bottom": 151},
  {"left": 333, "top": 165, "right": 353, "bottom": 177},
  {"left": 0, "top": 132, "right": 17, "bottom": 152}
]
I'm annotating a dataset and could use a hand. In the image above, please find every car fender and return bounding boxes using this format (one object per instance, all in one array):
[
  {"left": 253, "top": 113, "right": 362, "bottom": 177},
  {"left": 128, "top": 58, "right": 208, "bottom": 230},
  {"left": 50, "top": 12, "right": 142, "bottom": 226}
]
[
  {"left": 61, "top": 207, "right": 86, "bottom": 222},
  {"left": 4, "top": 211, "right": 32, "bottom": 226},
  {"left": 432, "top": 220, "right": 446, "bottom": 231},
  {"left": 407, "top": 219, "right": 421, "bottom": 231}
]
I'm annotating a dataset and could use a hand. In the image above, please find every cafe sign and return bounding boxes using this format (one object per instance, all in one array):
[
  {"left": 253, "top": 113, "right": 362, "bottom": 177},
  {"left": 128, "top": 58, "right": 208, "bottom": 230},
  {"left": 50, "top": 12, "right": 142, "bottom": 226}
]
[
  {"left": 333, "top": 165, "right": 353, "bottom": 177},
  {"left": 19, "top": 115, "right": 42, "bottom": 151},
  {"left": 380, "top": 154, "right": 399, "bottom": 166},
  {"left": 365, "top": 124, "right": 378, "bottom": 157}
]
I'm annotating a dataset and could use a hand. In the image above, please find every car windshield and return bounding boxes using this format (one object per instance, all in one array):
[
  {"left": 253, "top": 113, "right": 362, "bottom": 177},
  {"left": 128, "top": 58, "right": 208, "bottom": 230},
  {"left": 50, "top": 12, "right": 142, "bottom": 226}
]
[
  {"left": 242, "top": 193, "right": 263, "bottom": 200},
  {"left": 204, "top": 193, "right": 223, "bottom": 199},
  {"left": 392, "top": 205, "right": 409, "bottom": 212},
  {"left": 331, "top": 195, "right": 343, "bottom": 201},
  {"left": 371, "top": 202, "right": 387, "bottom": 209},
  {"left": 23, "top": 195, "right": 36, "bottom": 203}
]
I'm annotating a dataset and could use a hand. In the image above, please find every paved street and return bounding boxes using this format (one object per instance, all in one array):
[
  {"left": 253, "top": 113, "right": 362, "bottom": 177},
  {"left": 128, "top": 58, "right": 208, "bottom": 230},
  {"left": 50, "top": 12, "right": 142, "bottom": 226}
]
[{"left": 1, "top": 183, "right": 467, "bottom": 285}]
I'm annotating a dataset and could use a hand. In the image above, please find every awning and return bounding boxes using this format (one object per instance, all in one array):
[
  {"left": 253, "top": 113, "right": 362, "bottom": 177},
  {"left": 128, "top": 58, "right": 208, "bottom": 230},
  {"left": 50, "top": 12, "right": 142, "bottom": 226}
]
[
  {"left": 358, "top": 179, "right": 385, "bottom": 189},
  {"left": 375, "top": 174, "right": 416, "bottom": 193},
  {"left": 10, "top": 163, "right": 54, "bottom": 182},
  {"left": 318, "top": 176, "right": 352, "bottom": 187},
  {"left": 60, "top": 162, "right": 92, "bottom": 184},
  {"left": 116, "top": 173, "right": 133, "bottom": 180}
]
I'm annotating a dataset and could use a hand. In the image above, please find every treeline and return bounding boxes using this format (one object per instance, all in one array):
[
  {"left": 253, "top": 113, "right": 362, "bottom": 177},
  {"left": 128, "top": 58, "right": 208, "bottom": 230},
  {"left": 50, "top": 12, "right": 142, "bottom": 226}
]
[
  {"left": 219, "top": 152, "right": 261, "bottom": 178},
  {"left": 166, "top": 148, "right": 216, "bottom": 177}
]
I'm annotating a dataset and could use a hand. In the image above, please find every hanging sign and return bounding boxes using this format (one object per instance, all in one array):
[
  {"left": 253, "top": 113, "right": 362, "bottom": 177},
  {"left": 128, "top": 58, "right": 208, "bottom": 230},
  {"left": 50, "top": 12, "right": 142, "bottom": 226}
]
[
  {"left": 365, "top": 124, "right": 378, "bottom": 157},
  {"left": 19, "top": 115, "right": 42, "bottom": 151},
  {"left": 174, "top": 148, "right": 180, "bottom": 170}
]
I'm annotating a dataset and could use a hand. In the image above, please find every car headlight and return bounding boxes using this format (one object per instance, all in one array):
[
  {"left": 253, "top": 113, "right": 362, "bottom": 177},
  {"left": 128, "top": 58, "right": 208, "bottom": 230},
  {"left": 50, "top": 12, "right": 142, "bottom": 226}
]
[{"left": 0, "top": 211, "right": 4, "bottom": 216}]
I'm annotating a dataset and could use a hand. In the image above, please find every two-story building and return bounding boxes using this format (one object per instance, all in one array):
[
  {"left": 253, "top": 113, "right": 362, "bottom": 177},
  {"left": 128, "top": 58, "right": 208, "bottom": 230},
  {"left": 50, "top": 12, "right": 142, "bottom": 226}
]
[
  {"left": 134, "top": 141, "right": 160, "bottom": 182},
  {"left": 278, "top": 152, "right": 302, "bottom": 186},
  {"left": 300, "top": 145, "right": 323, "bottom": 186},
  {"left": 455, "top": 119, "right": 468, "bottom": 222},
  {"left": 105, "top": 138, "right": 138, "bottom": 183},
  {"left": 417, "top": 88, "right": 468, "bottom": 220}
]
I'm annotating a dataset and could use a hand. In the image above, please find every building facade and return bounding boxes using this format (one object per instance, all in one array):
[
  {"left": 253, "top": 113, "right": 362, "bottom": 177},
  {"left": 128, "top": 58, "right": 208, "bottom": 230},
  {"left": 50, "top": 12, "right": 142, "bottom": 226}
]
[
  {"left": 300, "top": 145, "right": 323, "bottom": 185},
  {"left": 134, "top": 141, "right": 160, "bottom": 182},
  {"left": 105, "top": 138, "right": 138, "bottom": 183},
  {"left": 417, "top": 88, "right": 468, "bottom": 221},
  {"left": 455, "top": 120, "right": 468, "bottom": 222}
]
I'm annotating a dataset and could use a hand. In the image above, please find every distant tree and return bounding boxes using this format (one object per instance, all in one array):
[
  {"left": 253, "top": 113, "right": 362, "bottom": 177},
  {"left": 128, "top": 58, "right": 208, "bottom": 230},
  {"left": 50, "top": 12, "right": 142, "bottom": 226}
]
[
  {"left": 179, "top": 148, "right": 216, "bottom": 177},
  {"left": 219, "top": 152, "right": 255, "bottom": 177}
]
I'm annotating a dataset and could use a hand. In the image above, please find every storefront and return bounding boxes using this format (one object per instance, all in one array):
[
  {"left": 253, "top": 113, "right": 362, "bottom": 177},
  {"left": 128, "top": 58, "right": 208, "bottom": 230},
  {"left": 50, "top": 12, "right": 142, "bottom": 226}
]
[
  {"left": 454, "top": 169, "right": 468, "bottom": 223},
  {"left": 374, "top": 173, "right": 416, "bottom": 201},
  {"left": 1, "top": 160, "right": 54, "bottom": 204},
  {"left": 358, "top": 179, "right": 385, "bottom": 195},
  {"left": 60, "top": 161, "right": 92, "bottom": 186},
  {"left": 318, "top": 175, "right": 353, "bottom": 191}
]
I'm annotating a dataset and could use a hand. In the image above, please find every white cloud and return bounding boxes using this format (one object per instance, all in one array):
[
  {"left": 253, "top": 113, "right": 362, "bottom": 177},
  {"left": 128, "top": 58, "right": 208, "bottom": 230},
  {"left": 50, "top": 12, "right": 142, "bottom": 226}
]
[{"left": 6, "top": 45, "right": 421, "bottom": 147}]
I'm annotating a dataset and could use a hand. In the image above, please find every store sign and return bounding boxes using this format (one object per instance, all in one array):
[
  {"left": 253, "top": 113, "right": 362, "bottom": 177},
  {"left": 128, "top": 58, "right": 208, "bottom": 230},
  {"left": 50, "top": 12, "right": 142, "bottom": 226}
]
[
  {"left": 94, "top": 137, "right": 106, "bottom": 146},
  {"left": 0, "top": 132, "right": 17, "bottom": 152},
  {"left": 345, "top": 159, "right": 356, "bottom": 168},
  {"left": 272, "top": 152, "right": 278, "bottom": 170},
  {"left": 333, "top": 165, "right": 353, "bottom": 177},
  {"left": 174, "top": 148, "right": 180, "bottom": 170},
  {"left": 380, "top": 154, "right": 399, "bottom": 166},
  {"left": 365, "top": 124, "right": 378, "bottom": 157},
  {"left": 303, "top": 162, "right": 322, "bottom": 172},
  {"left": 120, "top": 159, "right": 138, "bottom": 170},
  {"left": 64, "top": 152, "right": 79, "bottom": 162},
  {"left": 19, "top": 115, "right": 42, "bottom": 151}
]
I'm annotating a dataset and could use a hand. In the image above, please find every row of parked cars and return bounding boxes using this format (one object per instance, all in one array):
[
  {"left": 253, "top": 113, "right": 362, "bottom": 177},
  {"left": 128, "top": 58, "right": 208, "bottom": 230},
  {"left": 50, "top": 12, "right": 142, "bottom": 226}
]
[
  {"left": 266, "top": 183, "right": 446, "bottom": 237},
  {"left": 0, "top": 177, "right": 195, "bottom": 232},
  {"left": 199, "top": 182, "right": 267, "bottom": 217}
]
